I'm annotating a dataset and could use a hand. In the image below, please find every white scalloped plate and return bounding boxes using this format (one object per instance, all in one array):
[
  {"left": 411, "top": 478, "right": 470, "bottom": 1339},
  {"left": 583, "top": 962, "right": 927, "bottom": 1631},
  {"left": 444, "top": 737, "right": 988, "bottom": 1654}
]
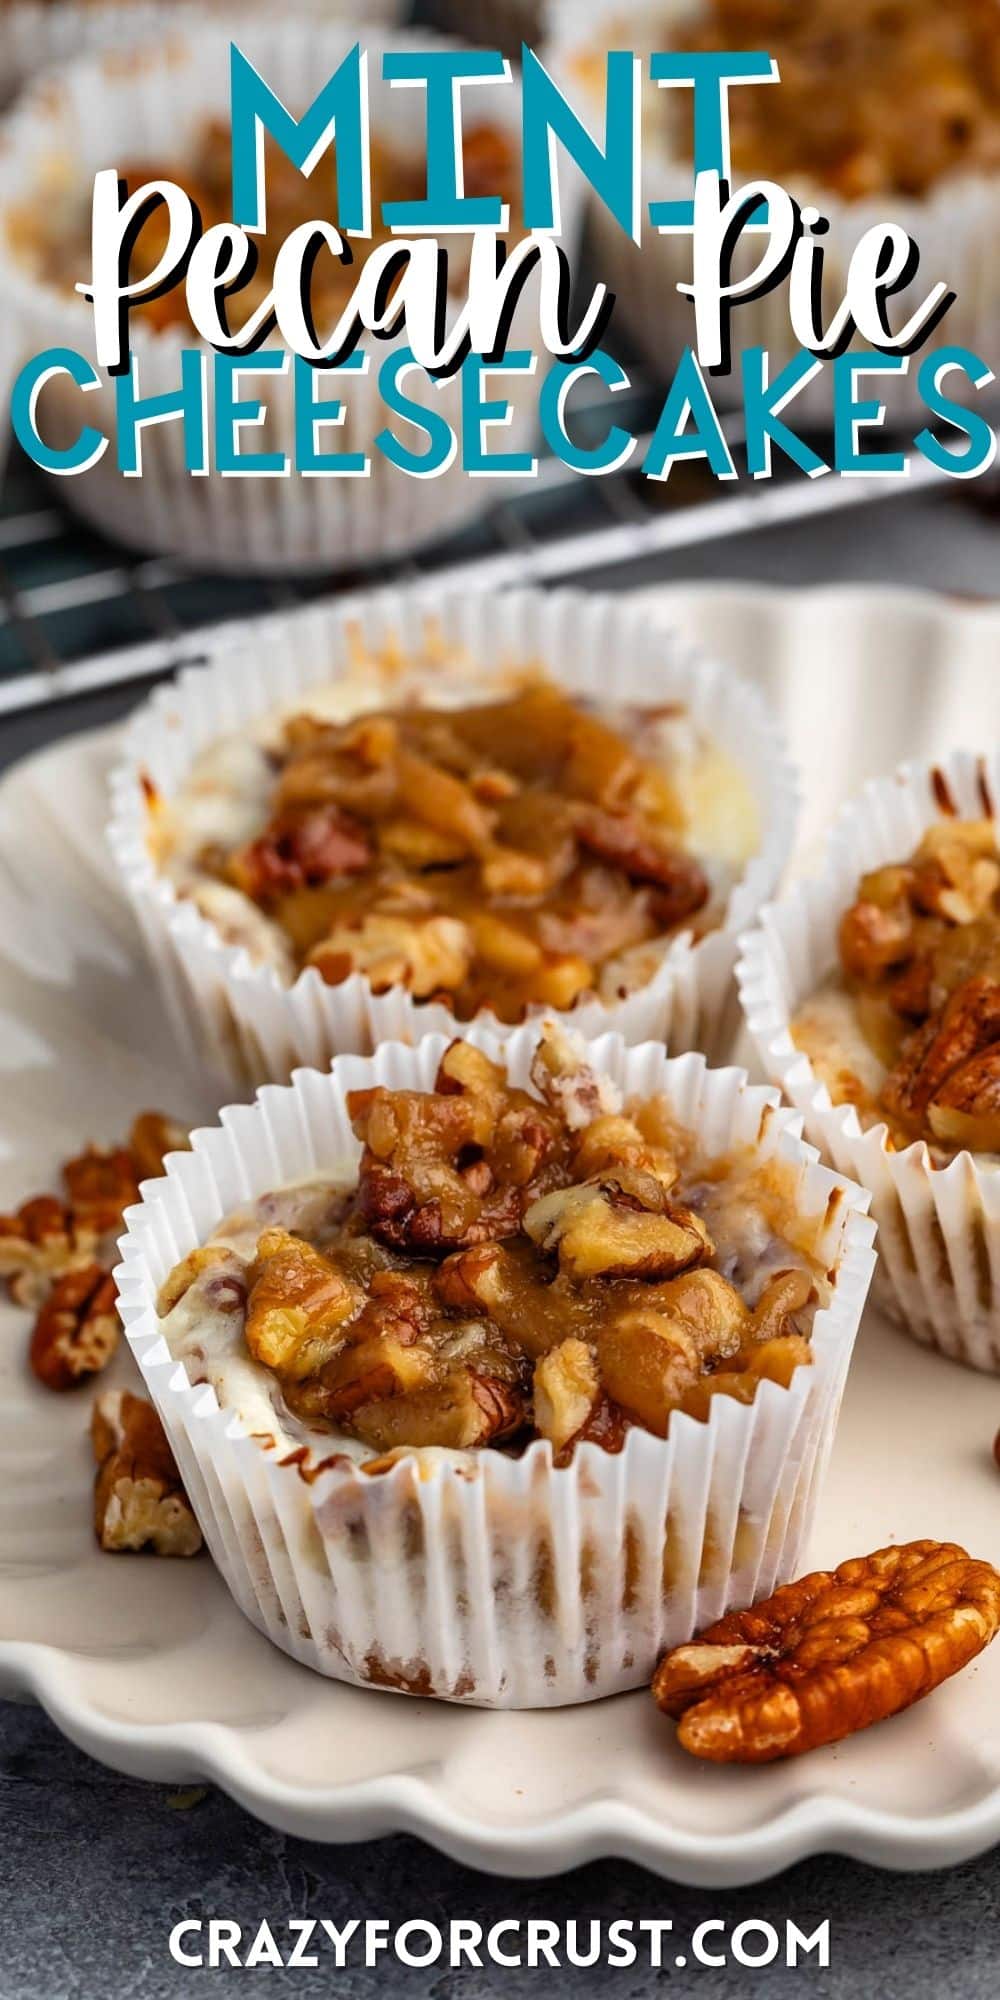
[{"left": 2, "top": 584, "right": 1000, "bottom": 1884}]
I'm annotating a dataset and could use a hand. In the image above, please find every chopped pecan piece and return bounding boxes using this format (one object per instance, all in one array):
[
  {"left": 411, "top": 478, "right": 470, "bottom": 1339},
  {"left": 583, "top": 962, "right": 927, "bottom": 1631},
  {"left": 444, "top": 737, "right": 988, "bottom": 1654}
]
[
  {"left": 349, "top": 1052, "right": 566, "bottom": 1253},
  {"left": 597, "top": 1306, "right": 704, "bottom": 1435},
  {"left": 245, "top": 1229, "right": 361, "bottom": 1378},
  {"left": 92, "top": 1390, "right": 203, "bottom": 1556},
  {"left": 653, "top": 1541, "right": 1000, "bottom": 1763},
  {"left": 294, "top": 1272, "right": 437, "bottom": 1421},
  {"left": 157, "top": 1244, "right": 246, "bottom": 1317},
  {"left": 229, "top": 804, "right": 371, "bottom": 902},
  {"left": 29, "top": 1264, "right": 119, "bottom": 1391},
  {"left": 571, "top": 1113, "right": 678, "bottom": 1190},
  {"left": 63, "top": 1145, "right": 140, "bottom": 1236},
  {"left": 0, "top": 1196, "right": 89, "bottom": 1310},
  {"left": 434, "top": 1242, "right": 579, "bottom": 1357},
  {"left": 529, "top": 1022, "right": 619, "bottom": 1131},
  {"left": 533, "top": 1338, "right": 600, "bottom": 1455},
  {"left": 745, "top": 1269, "right": 816, "bottom": 1345},
  {"left": 128, "top": 1111, "right": 191, "bottom": 1182},
  {"left": 349, "top": 1368, "right": 525, "bottom": 1453},
  {"left": 911, "top": 821, "right": 1000, "bottom": 926},
  {"left": 839, "top": 895, "right": 914, "bottom": 981},
  {"left": 595, "top": 1269, "right": 748, "bottom": 1435},
  {"left": 309, "top": 913, "right": 473, "bottom": 1001},
  {"left": 312, "top": 1333, "right": 436, "bottom": 1419},
  {"left": 3, "top": 1109, "right": 189, "bottom": 1388},
  {"left": 523, "top": 1177, "right": 712, "bottom": 1281},
  {"left": 574, "top": 804, "right": 709, "bottom": 922}
]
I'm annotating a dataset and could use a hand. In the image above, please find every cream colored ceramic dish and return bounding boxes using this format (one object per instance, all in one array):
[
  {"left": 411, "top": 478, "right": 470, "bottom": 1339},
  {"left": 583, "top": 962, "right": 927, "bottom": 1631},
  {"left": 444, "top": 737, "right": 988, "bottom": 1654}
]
[{"left": 1, "top": 585, "right": 999, "bottom": 1878}]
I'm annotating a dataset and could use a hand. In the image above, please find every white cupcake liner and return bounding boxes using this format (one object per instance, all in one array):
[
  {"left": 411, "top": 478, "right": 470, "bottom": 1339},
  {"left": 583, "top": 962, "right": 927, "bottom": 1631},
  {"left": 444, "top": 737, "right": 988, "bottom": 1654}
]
[
  {"left": 107, "top": 582, "right": 798, "bottom": 1094},
  {"left": 114, "top": 1021, "right": 876, "bottom": 1706},
  {"left": 547, "top": 0, "right": 1000, "bottom": 422},
  {"left": 0, "top": 19, "right": 569, "bottom": 573},
  {"left": 738, "top": 746, "right": 1000, "bottom": 1374},
  {"left": 0, "top": 2, "right": 408, "bottom": 108}
]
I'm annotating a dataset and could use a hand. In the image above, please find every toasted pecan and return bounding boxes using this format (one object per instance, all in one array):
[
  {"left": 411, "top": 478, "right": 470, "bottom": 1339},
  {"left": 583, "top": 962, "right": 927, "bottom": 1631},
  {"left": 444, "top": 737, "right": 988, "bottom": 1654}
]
[
  {"left": 30, "top": 1264, "right": 119, "bottom": 1391},
  {"left": 91, "top": 1390, "right": 202, "bottom": 1556},
  {"left": 652, "top": 1541, "right": 1000, "bottom": 1762}
]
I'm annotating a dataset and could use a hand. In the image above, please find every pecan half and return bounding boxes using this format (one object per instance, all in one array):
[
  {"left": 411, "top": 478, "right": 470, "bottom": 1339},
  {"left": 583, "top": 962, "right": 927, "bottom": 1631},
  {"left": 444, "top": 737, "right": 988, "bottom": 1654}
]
[
  {"left": 652, "top": 1541, "right": 1000, "bottom": 1762},
  {"left": 882, "top": 974, "right": 1000, "bottom": 1140},
  {"left": 92, "top": 1390, "right": 203, "bottom": 1556},
  {"left": 0, "top": 1196, "right": 89, "bottom": 1310},
  {"left": 30, "top": 1264, "right": 119, "bottom": 1391}
]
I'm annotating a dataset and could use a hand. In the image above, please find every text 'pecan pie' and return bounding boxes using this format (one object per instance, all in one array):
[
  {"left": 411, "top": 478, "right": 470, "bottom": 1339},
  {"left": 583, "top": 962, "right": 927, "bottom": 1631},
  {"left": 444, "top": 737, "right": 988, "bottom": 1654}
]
[{"left": 12, "top": 115, "right": 521, "bottom": 336}]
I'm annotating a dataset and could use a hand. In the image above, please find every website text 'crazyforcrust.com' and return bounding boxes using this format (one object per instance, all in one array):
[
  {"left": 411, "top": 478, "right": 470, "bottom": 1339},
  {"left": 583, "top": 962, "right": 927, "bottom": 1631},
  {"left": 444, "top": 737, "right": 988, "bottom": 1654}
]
[{"left": 167, "top": 1917, "right": 831, "bottom": 1972}]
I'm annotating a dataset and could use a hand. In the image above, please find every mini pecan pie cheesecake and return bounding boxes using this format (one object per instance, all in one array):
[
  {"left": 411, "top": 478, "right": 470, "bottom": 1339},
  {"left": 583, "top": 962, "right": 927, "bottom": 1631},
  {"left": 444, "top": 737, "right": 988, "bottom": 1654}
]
[
  {"left": 116, "top": 1024, "right": 874, "bottom": 1704},
  {"left": 793, "top": 818, "right": 1000, "bottom": 1159},
  {"left": 739, "top": 753, "right": 1000, "bottom": 1373},
  {"left": 156, "top": 665, "right": 754, "bottom": 1028},
  {"left": 110, "top": 588, "right": 793, "bottom": 1089}
]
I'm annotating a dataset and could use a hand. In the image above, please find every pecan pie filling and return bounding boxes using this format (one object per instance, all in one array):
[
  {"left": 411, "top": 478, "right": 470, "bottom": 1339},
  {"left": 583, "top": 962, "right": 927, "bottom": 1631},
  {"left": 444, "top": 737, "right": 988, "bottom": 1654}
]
[
  {"left": 793, "top": 818, "right": 1000, "bottom": 1154},
  {"left": 672, "top": 0, "right": 1000, "bottom": 200},
  {"left": 157, "top": 1033, "right": 821, "bottom": 1464},
  {"left": 158, "top": 675, "right": 743, "bottom": 1024}
]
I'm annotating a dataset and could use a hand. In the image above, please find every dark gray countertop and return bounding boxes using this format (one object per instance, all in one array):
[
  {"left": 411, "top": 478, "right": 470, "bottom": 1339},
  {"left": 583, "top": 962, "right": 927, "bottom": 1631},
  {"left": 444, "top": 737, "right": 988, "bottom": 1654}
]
[{"left": 2, "top": 481, "right": 999, "bottom": 1999}]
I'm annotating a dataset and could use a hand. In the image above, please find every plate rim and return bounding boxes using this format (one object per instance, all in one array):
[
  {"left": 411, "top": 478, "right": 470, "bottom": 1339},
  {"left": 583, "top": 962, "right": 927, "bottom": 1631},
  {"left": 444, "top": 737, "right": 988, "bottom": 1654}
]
[{"left": 3, "top": 577, "right": 999, "bottom": 1881}]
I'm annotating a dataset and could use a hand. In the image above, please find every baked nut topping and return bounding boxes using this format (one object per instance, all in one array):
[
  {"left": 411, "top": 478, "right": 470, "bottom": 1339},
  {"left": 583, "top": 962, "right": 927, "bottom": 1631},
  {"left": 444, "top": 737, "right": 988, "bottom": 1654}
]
[
  {"left": 91, "top": 1390, "right": 203, "bottom": 1557},
  {"left": 2, "top": 1112, "right": 190, "bottom": 1389},
  {"left": 155, "top": 675, "right": 734, "bottom": 1026},
  {"left": 672, "top": 0, "right": 1000, "bottom": 200},
  {"left": 158, "top": 1035, "right": 825, "bottom": 1460},
  {"left": 796, "top": 816, "right": 1000, "bottom": 1154},
  {"left": 652, "top": 1540, "right": 1000, "bottom": 1762}
]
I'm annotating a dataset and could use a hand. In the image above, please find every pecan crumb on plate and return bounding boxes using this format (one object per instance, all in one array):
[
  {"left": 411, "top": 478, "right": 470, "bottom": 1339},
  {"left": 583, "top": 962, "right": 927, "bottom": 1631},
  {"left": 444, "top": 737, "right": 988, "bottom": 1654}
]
[
  {"left": 0, "top": 1112, "right": 189, "bottom": 1390},
  {"left": 652, "top": 1541, "right": 1000, "bottom": 1763},
  {"left": 91, "top": 1390, "right": 202, "bottom": 1557}
]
